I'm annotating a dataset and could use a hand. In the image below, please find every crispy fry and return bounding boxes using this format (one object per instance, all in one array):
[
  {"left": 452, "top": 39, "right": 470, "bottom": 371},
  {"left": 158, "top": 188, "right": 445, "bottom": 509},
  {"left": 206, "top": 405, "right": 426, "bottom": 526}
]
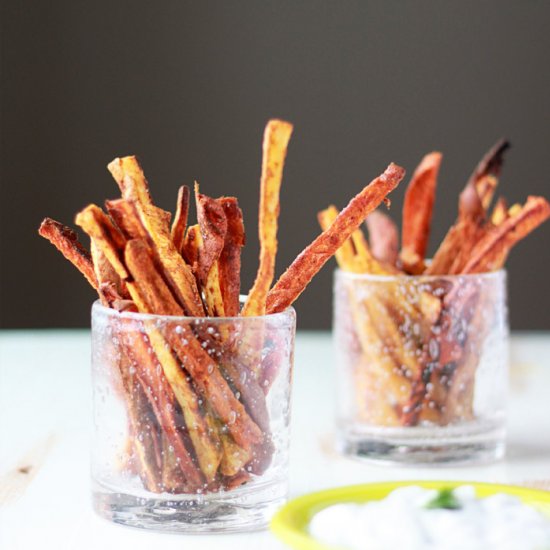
[
  {"left": 266, "top": 163, "right": 405, "bottom": 314},
  {"left": 120, "top": 327, "right": 205, "bottom": 489},
  {"left": 242, "top": 120, "right": 294, "bottom": 316},
  {"left": 318, "top": 206, "right": 360, "bottom": 272},
  {"left": 490, "top": 197, "right": 509, "bottom": 226},
  {"left": 38, "top": 218, "right": 98, "bottom": 289},
  {"left": 194, "top": 186, "right": 228, "bottom": 285},
  {"left": 400, "top": 152, "right": 442, "bottom": 272},
  {"left": 123, "top": 240, "right": 224, "bottom": 480},
  {"left": 218, "top": 198, "right": 245, "bottom": 316},
  {"left": 169, "top": 332, "right": 264, "bottom": 452},
  {"left": 107, "top": 156, "right": 152, "bottom": 205},
  {"left": 182, "top": 224, "right": 201, "bottom": 272},
  {"left": 181, "top": 222, "right": 224, "bottom": 316},
  {"left": 117, "top": 351, "right": 163, "bottom": 492},
  {"left": 124, "top": 239, "right": 263, "bottom": 452},
  {"left": 466, "top": 139, "right": 510, "bottom": 209},
  {"left": 107, "top": 158, "right": 204, "bottom": 316},
  {"left": 171, "top": 185, "right": 190, "bottom": 255},
  {"left": 462, "top": 196, "right": 550, "bottom": 273},
  {"left": 75, "top": 204, "right": 129, "bottom": 280},
  {"left": 365, "top": 209, "right": 399, "bottom": 267},
  {"left": 508, "top": 203, "right": 522, "bottom": 217},
  {"left": 105, "top": 198, "right": 148, "bottom": 240},
  {"left": 428, "top": 141, "right": 510, "bottom": 275}
]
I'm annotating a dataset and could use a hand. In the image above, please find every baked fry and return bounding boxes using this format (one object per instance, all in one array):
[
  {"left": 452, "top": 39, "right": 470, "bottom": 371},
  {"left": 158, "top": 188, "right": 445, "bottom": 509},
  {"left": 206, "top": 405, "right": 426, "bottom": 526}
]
[
  {"left": 107, "top": 158, "right": 204, "bottom": 316},
  {"left": 75, "top": 204, "right": 129, "bottom": 280},
  {"left": 364, "top": 209, "right": 399, "bottom": 267},
  {"left": 266, "top": 163, "right": 405, "bottom": 314},
  {"left": 107, "top": 156, "right": 152, "bottom": 205},
  {"left": 182, "top": 224, "right": 201, "bottom": 271},
  {"left": 218, "top": 198, "right": 245, "bottom": 316},
  {"left": 242, "top": 119, "right": 293, "bottom": 316},
  {"left": 124, "top": 239, "right": 263, "bottom": 452},
  {"left": 400, "top": 152, "right": 442, "bottom": 272},
  {"left": 194, "top": 185, "right": 228, "bottom": 286},
  {"left": 318, "top": 207, "right": 360, "bottom": 272},
  {"left": 39, "top": 218, "right": 98, "bottom": 289},
  {"left": 466, "top": 139, "right": 510, "bottom": 208},
  {"left": 428, "top": 140, "right": 510, "bottom": 275},
  {"left": 121, "top": 329, "right": 204, "bottom": 490},
  {"left": 491, "top": 197, "right": 509, "bottom": 226},
  {"left": 171, "top": 185, "right": 190, "bottom": 254},
  {"left": 117, "top": 353, "right": 163, "bottom": 492},
  {"left": 462, "top": 196, "right": 550, "bottom": 273}
]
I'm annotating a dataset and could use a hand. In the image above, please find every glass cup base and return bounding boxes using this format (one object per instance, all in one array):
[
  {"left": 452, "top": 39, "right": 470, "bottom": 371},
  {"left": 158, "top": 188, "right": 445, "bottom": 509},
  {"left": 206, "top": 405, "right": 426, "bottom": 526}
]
[
  {"left": 92, "top": 477, "right": 287, "bottom": 534},
  {"left": 337, "top": 419, "right": 506, "bottom": 466}
]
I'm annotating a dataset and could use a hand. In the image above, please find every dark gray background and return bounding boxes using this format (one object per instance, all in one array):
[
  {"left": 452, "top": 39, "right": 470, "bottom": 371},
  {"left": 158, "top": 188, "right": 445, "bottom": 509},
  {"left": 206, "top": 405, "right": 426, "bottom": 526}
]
[{"left": 1, "top": 1, "right": 549, "bottom": 330}]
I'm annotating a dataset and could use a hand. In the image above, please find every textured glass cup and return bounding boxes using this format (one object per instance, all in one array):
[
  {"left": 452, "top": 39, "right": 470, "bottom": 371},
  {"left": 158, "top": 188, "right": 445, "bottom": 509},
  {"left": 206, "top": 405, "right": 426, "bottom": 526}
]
[
  {"left": 334, "top": 269, "right": 508, "bottom": 464},
  {"left": 91, "top": 301, "right": 296, "bottom": 533}
]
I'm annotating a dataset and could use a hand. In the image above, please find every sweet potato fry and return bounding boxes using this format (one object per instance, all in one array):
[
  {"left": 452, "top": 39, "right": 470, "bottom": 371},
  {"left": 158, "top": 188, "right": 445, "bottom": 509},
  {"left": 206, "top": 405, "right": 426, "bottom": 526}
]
[
  {"left": 38, "top": 218, "right": 98, "bottom": 289},
  {"left": 266, "top": 163, "right": 405, "bottom": 314},
  {"left": 123, "top": 240, "right": 225, "bottom": 479},
  {"left": 75, "top": 205, "right": 129, "bottom": 280},
  {"left": 318, "top": 206, "right": 360, "bottom": 272},
  {"left": 169, "top": 332, "right": 264, "bottom": 452},
  {"left": 181, "top": 221, "right": 225, "bottom": 316},
  {"left": 120, "top": 327, "right": 205, "bottom": 489},
  {"left": 218, "top": 197, "right": 245, "bottom": 316},
  {"left": 117, "top": 352, "right": 163, "bottom": 492},
  {"left": 171, "top": 185, "right": 190, "bottom": 255},
  {"left": 124, "top": 239, "right": 263, "bottom": 452},
  {"left": 194, "top": 186, "right": 228, "bottom": 285},
  {"left": 107, "top": 158, "right": 204, "bottom": 316},
  {"left": 462, "top": 196, "right": 550, "bottom": 273},
  {"left": 490, "top": 197, "right": 508, "bottom": 226},
  {"left": 428, "top": 141, "right": 510, "bottom": 275},
  {"left": 365, "top": 210, "right": 399, "bottom": 267},
  {"left": 90, "top": 239, "right": 128, "bottom": 302},
  {"left": 182, "top": 224, "right": 200, "bottom": 272},
  {"left": 400, "top": 152, "right": 442, "bottom": 272},
  {"left": 107, "top": 156, "right": 152, "bottom": 206},
  {"left": 466, "top": 139, "right": 510, "bottom": 209},
  {"left": 242, "top": 120, "right": 293, "bottom": 316}
]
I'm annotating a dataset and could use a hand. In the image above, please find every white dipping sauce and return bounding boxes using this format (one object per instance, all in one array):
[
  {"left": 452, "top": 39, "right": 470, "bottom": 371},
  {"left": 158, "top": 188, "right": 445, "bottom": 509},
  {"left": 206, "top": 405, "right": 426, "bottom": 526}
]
[{"left": 309, "top": 486, "right": 550, "bottom": 550}]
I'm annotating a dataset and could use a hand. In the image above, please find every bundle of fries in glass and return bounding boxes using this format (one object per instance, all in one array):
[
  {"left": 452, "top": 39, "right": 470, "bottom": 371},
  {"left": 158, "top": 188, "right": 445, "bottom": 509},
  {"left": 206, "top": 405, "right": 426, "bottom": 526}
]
[
  {"left": 325, "top": 141, "right": 550, "bottom": 428},
  {"left": 39, "top": 119, "right": 407, "bottom": 493}
]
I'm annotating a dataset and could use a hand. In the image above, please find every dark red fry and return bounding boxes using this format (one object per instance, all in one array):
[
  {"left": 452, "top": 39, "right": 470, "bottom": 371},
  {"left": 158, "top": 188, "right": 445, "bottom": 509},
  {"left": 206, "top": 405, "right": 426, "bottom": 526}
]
[
  {"left": 171, "top": 185, "right": 190, "bottom": 255},
  {"left": 218, "top": 197, "right": 245, "bottom": 316},
  {"left": 400, "top": 152, "right": 442, "bottom": 266},
  {"left": 38, "top": 218, "right": 98, "bottom": 289},
  {"left": 265, "top": 163, "right": 405, "bottom": 314}
]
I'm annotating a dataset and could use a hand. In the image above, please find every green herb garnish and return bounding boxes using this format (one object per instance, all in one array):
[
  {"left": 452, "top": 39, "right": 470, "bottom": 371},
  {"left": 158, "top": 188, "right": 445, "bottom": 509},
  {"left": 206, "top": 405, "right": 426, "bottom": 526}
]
[{"left": 425, "top": 488, "right": 462, "bottom": 510}]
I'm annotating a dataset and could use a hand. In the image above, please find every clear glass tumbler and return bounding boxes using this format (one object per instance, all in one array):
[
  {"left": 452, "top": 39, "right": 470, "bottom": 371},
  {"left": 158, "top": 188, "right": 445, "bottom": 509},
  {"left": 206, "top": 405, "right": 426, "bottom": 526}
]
[
  {"left": 334, "top": 269, "right": 508, "bottom": 464},
  {"left": 91, "top": 301, "right": 296, "bottom": 532}
]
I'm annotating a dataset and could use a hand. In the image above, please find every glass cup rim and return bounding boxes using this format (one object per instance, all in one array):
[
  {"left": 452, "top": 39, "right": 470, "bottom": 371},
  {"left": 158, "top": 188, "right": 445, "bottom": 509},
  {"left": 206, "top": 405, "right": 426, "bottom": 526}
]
[
  {"left": 91, "top": 297, "right": 296, "bottom": 324},
  {"left": 334, "top": 266, "right": 506, "bottom": 283}
]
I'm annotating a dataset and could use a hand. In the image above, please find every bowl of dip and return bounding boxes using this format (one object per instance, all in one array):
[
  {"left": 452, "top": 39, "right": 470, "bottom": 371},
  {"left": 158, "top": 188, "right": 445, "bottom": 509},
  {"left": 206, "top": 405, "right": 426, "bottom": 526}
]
[{"left": 271, "top": 481, "right": 550, "bottom": 550}]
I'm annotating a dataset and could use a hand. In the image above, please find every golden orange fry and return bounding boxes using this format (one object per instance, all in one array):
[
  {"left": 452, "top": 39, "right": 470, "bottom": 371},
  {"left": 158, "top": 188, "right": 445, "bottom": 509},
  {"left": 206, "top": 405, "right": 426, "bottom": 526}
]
[
  {"left": 242, "top": 119, "right": 294, "bottom": 316},
  {"left": 107, "top": 158, "right": 204, "bottom": 316}
]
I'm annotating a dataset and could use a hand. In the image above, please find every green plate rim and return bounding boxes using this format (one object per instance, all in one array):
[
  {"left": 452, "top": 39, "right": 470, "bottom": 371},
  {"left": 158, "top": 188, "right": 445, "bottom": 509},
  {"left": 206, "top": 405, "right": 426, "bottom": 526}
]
[{"left": 271, "top": 480, "right": 550, "bottom": 550}]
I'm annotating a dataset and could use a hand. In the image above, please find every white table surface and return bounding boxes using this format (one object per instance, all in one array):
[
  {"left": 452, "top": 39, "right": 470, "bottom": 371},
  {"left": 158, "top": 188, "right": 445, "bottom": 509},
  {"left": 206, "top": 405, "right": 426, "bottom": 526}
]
[{"left": 1, "top": 330, "right": 549, "bottom": 549}]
